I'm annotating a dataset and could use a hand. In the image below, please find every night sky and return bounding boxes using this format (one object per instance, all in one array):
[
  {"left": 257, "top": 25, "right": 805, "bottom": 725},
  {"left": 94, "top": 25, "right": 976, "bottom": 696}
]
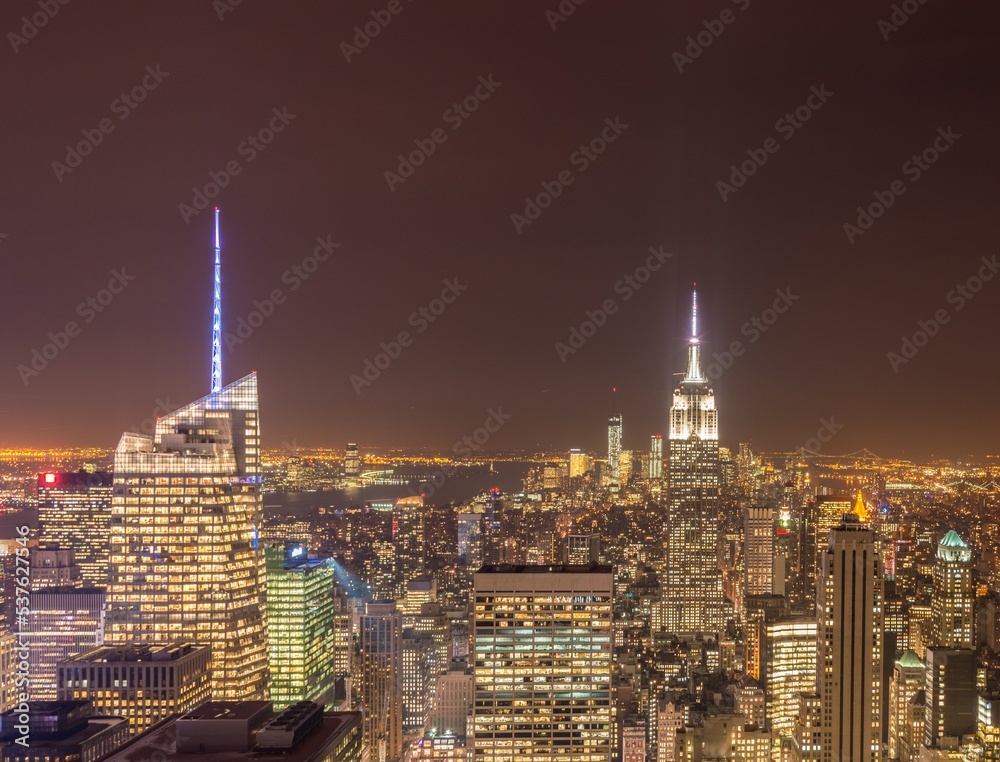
[{"left": 2, "top": 1, "right": 999, "bottom": 458}]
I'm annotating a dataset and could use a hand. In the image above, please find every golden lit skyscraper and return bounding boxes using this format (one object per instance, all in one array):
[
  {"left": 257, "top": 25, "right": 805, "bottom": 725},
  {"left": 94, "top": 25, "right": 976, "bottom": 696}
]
[
  {"left": 394, "top": 496, "right": 425, "bottom": 599},
  {"left": 473, "top": 564, "right": 613, "bottom": 762},
  {"left": 106, "top": 373, "right": 268, "bottom": 700},
  {"left": 930, "top": 530, "right": 973, "bottom": 649},
  {"left": 816, "top": 515, "right": 883, "bottom": 762},
  {"left": 663, "top": 288, "right": 723, "bottom": 637}
]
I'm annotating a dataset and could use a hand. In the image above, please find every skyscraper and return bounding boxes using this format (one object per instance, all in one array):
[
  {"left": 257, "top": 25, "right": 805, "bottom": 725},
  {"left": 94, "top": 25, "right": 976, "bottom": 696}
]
[
  {"left": 608, "top": 411, "right": 622, "bottom": 488},
  {"left": 359, "top": 601, "right": 403, "bottom": 761},
  {"left": 762, "top": 617, "right": 818, "bottom": 739},
  {"left": 816, "top": 515, "right": 883, "bottom": 762},
  {"left": 888, "top": 651, "right": 924, "bottom": 762},
  {"left": 472, "top": 564, "right": 613, "bottom": 761},
  {"left": 930, "top": 530, "right": 973, "bottom": 650},
  {"left": 923, "top": 647, "right": 976, "bottom": 750},
  {"left": 663, "top": 287, "right": 723, "bottom": 637},
  {"left": 265, "top": 544, "right": 337, "bottom": 710},
  {"left": 345, "top": 442, "right": 361, "bottom": 478},
  {"left": 37, "top": 471, "right": 113, "bottom": 588},
  {"left": 106, "top": 212, "right": 268, "bottom": 700},
  {"left": 649, "top": 434, "right": 663, "bottom": 480},
  {"left": 743, "top": 506, "right": 775, "bottom": 600},
  {"left": 394, "top": 496, "right": 425, "bottom": 598},
  {"left": 24, "top": 586, "right": 105, "bottom": 700},
  {"left": 106, "top": 374, "right": 268, "bottom": 700}
]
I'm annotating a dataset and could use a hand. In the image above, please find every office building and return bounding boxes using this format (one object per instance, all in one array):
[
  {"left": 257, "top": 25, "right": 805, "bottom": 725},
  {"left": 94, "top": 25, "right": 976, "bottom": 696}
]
[
  {"left": 649, "top": 434, "right": 663, "bottom": 479},
  {"left": 359, "top": 601, "right": 403, "bottom": 761},
  {"left": 106, "top": 373, "right": 269, "bottom": 701},
  {"left": 265, "top": 545, "right": 337, "bottom": 710},
  {"left": 923, "top": 647, "right": 976, "bottom": 749},
  {"left": 744, "top": 506, "right": 775, "bottom": 601},
  {"left": 345, "top": 442, "right": 361, "bottom": 478},
  {"left": 57, "top": 643, "right": 212, "bottom": 736},
  {"left": 29, "top": 546, "right": 82, "bottom": 589},
  {"left": 608, "top": 413, "right": 622, "bottom": 487},
  {"left": 930, "top": 530, "right": 974, "bottom": 650},
  {"left": 24, "top": 586, "right": 105, "bottom": 700},
  {"left": 889, "top": 651, "right": 924, "bottom": 762},
  {"left": 568, "top": 449, "right": 592, "bottom": 478},
  {"left": 816, "top": 515, "right": 883, "bottom": 762},
  {"left": 764, "top": 617, "right": 818, "bottom": 739},
  {"left": 403, "top": 629, "right": 434, "bottom": 733},
  {"left": 430, "top": 662, "right": 473, "bottom": 739},
  {"left": 567, "top": 533, "right": 600, "bottom": 565},
  {"left": 394, "top": 497, "right": 425, "bottom": 598},
  {"left": 37, "top": 470, "right": 113, "bottom": 588},
  {"left": 473, "top": 564, "right": 613, "bottom": 761},
  {"left": 663, "top": 288, "right": 724, "bottom": 637}
]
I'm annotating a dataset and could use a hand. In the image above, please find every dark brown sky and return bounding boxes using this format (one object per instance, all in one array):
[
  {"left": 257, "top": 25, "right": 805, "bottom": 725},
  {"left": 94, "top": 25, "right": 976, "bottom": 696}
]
[{"left": 2, "top": 0, "right": 999, "bottom": 459}]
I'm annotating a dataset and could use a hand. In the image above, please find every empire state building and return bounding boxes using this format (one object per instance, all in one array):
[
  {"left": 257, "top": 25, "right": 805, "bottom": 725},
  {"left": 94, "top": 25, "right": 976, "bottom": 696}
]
[{"left": 662, "top": 288, "right": 725, "bottom": 637}]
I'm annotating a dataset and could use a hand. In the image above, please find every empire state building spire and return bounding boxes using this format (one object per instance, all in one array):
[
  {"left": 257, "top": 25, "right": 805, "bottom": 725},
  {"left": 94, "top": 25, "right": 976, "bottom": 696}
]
[{"left": 683, "top": 285, "right": 704, "bottom": 383}]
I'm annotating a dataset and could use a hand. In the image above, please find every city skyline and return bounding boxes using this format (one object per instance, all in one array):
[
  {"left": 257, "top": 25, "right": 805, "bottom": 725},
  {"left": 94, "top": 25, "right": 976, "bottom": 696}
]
[{"left": 8, "top": 5, "right": 1000, "bottom": 762}]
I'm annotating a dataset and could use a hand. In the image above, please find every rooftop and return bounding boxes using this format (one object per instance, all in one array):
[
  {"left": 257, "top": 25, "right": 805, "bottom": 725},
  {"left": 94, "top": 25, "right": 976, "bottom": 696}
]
[{"left": 477, "top": 563, "right": 613, "bottom": 574}]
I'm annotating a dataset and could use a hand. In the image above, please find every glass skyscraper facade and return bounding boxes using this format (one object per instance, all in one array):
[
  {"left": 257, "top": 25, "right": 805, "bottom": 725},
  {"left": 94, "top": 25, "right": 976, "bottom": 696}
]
[
  {"left": 106, "top": 373, "right": 269, "bottom": 700},
  {"left": 265, "top": 544, "right": 337, "bottom": 710}
]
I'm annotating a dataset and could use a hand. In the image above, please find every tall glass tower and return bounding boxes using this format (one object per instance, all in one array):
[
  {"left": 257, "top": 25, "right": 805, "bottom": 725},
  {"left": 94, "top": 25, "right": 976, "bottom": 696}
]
[
  {"left": 607, "top": 412, "right": 622, "bottom": 488},
  {"left": 662, "top": 287, "right": 724, "bottom": 637},
  {"left": 106, "top": 373, "right": 269, "bottom": 700}
]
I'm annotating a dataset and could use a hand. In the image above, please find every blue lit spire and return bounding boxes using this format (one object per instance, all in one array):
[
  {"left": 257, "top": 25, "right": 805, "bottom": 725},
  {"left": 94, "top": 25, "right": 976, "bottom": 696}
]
[{"left": 211, "top": 207, "right": 222, "bottom": 394}]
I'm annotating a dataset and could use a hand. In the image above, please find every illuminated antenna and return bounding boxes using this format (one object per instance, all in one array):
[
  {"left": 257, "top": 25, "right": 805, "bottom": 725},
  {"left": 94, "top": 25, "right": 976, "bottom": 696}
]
[
  {"left": 211, "top": 207, "right": 222, "bottom": 393},
  {"left": 691, "top": 282, "right": 698, "bottom": 343}
]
